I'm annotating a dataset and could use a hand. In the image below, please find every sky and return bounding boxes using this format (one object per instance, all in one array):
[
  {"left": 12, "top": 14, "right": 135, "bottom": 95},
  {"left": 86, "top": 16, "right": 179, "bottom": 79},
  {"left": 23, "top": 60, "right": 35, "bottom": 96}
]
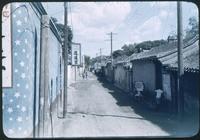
[{"left": 42, "top": 1, "right": 198, "bottom": 58}]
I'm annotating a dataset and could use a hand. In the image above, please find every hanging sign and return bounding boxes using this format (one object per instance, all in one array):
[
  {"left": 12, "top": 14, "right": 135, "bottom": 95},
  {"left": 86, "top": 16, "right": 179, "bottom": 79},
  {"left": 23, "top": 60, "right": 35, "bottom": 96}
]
[
  {"left": 71, "top": 43, "right": 81, "bottom": 66},
  {"left": 2, "top": 4, "right": 12, "bottom": 87}
]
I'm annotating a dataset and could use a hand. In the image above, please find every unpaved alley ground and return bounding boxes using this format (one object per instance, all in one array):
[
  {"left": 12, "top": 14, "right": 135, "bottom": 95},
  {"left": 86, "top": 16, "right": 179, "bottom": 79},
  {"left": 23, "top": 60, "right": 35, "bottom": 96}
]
[{"left": 50, "top": 72, "right": 198, "bottom": 138}]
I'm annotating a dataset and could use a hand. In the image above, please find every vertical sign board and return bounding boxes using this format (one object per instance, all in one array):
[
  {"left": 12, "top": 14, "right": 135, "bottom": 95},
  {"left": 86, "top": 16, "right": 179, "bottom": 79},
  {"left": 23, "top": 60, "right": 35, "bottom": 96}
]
[
  {"left": 2, "top": 4, "right": 12, "bottom": 87},
  {"left": 71, "top": 43, "right": 81, "bottom": 66}
]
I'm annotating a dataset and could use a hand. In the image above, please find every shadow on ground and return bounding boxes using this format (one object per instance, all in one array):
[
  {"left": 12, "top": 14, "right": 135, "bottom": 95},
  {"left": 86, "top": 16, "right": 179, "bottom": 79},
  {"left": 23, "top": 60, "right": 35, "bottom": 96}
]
[{"left": 96, "top": 76, "right": 199, "bottom": 137}]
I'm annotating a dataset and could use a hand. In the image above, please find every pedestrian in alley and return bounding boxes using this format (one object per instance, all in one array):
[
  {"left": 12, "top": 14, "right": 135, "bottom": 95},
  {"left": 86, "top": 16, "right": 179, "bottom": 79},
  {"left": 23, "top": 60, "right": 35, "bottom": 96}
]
[
  {"left": 85, "top": 71, "right": 88, "bottom": 79},
  {"left": 82, "top": 72, "right": 85, "bottom": 79}
]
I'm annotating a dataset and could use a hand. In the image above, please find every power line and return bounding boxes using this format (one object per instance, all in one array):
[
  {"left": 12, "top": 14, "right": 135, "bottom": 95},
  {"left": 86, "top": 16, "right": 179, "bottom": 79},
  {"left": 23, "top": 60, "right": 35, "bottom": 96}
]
[{"left": 100, "top": 48, "right": 102, "bottom": 63}]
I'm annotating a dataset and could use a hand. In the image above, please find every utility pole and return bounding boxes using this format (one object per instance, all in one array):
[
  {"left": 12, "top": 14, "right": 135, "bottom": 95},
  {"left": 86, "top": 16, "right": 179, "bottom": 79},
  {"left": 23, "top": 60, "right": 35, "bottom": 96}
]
[
  {"left": 75, "top": 65, "right": 76, "bottom": 81},
  {"left": 177, "top": 1, "right": 184, "bottom": 120},
  {"left": 40, "top": 15, "right": 50, "bottom": 137},
  {"left": 100, "top": 48, "right": 102, "bottom": 63},
  {"left": 63, "top": 2, "right": 68, "bottom": 118},
  {"left": 106, "top": 32, "right": 117, "bottom": 66}
]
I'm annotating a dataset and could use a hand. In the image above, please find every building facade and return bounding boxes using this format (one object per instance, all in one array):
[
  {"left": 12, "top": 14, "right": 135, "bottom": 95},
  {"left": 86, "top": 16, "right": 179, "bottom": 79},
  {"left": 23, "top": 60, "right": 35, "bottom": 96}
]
[{"left": 2, "top": 2, "right": 64, "bottom": 138}]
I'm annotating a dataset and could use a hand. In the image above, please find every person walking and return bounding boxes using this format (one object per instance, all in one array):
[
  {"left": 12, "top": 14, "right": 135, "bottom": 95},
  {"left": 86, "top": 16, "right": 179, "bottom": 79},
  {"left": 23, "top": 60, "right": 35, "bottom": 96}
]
[
  {"left": 82, "top": 72, "right": 85, "bottom": 79},
  {"left": 85, "top": 71, "right": 88, "bottom": 79}
]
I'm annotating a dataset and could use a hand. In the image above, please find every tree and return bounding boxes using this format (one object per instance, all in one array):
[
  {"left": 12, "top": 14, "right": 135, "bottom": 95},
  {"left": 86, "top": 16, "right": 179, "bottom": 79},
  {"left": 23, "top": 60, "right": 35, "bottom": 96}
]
[
  {"left": 121, "top": 44, "right": 137, "bottom": 56},
  {"left": 51, "top": 17, "right": 58, "bottom": 23},
  {"left": 134, "top": 40, "right": 167, "bottom": 51},
  {"left": 112, "top": 50, "right": 125, "bottom": 58},
  {"left": 184, "top": 16, "right": 199, "bottom": 41},
  {"left": 84, "top": 55, "right": 90, "bottom": 68},
  {"left": 110, "top": 39, "right": 168, "bottom": 59},
  {"left": 50, "top": 17, "right": 73, "bottom": 54}
]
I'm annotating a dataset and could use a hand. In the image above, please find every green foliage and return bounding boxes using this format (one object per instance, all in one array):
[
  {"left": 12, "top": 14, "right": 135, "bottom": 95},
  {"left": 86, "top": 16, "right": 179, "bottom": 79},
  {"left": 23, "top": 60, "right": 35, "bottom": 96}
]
[
  {"left": 90, "top": 55, "right": 110, "bottom": 66},
  {"left": 184, "top": 16, "right": 199, "bottom": 41},
  {"left": 56, "top": 23, "right": 73, "bottom": 42},
  {"left": 51, "top": 17, "right": 58, "bottom": 23},
  {"left": 51, "top": 17, "right": 73, "bottom": 54},
  {"left": 90, "top": 16, "right": 199, "bottom": 67},
  {"left": 112, "top": 39, "right": 168, "bottom": 59},
  {"left": 112, "top": 49, "right": 125, "bottom": 59},
  {"left": 84, "top": 55, "right": 90, "bottom": 68},
  {"left": 121, "top": 44, "right": 137, "bottom": 56},
  {"left": 134, "top": 40, "right": 167, "bottom": 51},
  {"left": 90, "top": 58, "right": 96, "bottom": 66}
]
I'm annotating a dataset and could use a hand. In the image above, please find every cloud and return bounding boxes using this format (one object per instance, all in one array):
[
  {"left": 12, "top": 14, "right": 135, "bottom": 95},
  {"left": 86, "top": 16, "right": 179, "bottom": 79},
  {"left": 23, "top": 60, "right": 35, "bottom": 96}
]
[
  {"left": 70, "top": 2, "right": 131, "bottom": 41},
  {"left": 129, "top": 6, "right": 176, "bottom": 43},
  {"left": 159, "top": 10, "right": 168, "bottom": 18},
  {"left": 157, "top": 2, "right": 171, "bottom": 7},
  {"left": 149, "top": 1, "right": 176, "bottom": 8},
  {"left": 149, "top": 2, "right": 156, "bottom": 7},
  {"left": 159, "top": 10, "right": 174, "bottom": 18},
  {"left": 191, "top": 8, "right": 199, "bottom": 17},
  {"left": 149, "top": 2, "right": 169, "bottom": 7},
  {"left": 130, "top": 16, "right": 162, "bottom": 43}
]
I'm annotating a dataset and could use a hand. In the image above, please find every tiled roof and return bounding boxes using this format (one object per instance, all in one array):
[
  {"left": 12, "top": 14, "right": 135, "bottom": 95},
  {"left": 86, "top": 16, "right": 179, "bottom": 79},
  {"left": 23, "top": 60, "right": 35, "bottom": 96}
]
[
  {"left": 100, "top": 59, "right": 111, "bottom": 67},
  {"left": 160, "top": 40, "right": 199, "bottom": 68},
  {"left": 113, "top": 55, "right": 129, "bottom": 65},
  {"left": 165, "top": 50, "right": 199, "bottom": 72},
  {"left": 129, "top": 35, "right": 199, "bottom": 72},
  {"left": 100, "top": 60, "right": 108, "bottom": 67}
]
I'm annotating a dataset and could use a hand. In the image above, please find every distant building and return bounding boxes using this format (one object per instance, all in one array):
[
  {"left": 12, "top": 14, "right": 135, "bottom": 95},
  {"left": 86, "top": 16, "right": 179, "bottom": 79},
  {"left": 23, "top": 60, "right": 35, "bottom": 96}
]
[{"left": 167, "top": 35, "right": 177, "bottom": 43}]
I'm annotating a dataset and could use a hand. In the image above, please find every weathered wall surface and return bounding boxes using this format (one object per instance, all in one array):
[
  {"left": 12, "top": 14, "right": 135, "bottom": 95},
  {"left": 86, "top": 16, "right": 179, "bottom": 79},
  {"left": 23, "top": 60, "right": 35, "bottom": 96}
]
[
  {"left": 48, "top": 29, "right": 62, "bottom": 101},
  {"left": 114, "top": 64, "right": 129, "bottom": 92},
  {"left": 163, "top": 70, "right": 199, "bottom": 115},
  {"left": 132, "top": 61, "right": 156, "bottom": 95},
  {"left": 183, "top": 72, "right": 199, "bottom": 115},
  {"left": 2, "top": 3, "right": 63, "bottom": 138},
  {"left": 162, "top": 73, "right": 172, "bottom": 101},
  {"left": 3, "top": 3, "right": 41, "bottom": 138},
  {"left": 105, "top": 64, "right": 114, "bottom": 83}
]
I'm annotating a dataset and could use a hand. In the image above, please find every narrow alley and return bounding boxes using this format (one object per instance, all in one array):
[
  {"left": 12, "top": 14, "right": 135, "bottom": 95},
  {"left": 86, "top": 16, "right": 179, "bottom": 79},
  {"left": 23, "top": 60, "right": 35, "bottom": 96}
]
[
  {"left": 2, "top": 2, "right": 199, "bottom": 139},
  {"left": 49, "top": 71, "right": 197, "bottom": 138}
]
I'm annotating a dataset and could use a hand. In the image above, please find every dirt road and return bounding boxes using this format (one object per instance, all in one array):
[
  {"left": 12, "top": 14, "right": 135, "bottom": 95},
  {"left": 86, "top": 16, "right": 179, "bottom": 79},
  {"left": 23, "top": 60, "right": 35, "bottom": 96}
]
[{"left": 50, "top": 72, "right": 198, "bottom": 138}]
